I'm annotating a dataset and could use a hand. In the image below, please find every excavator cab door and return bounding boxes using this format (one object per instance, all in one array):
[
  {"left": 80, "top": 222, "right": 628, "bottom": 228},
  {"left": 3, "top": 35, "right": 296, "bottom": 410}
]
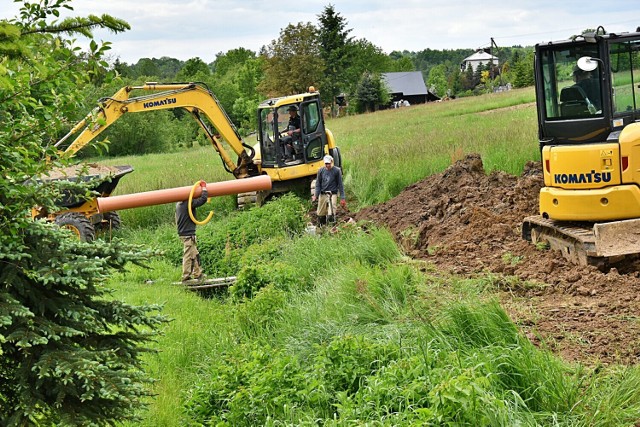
[{"left": 299, "top": 99, "right": 326, "bottom": 163}]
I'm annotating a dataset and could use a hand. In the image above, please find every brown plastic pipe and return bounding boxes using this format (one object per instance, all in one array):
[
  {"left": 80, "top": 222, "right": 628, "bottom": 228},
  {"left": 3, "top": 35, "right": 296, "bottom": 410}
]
[{"left": 96, "top": 175, "right": 272, "bottom": 213}]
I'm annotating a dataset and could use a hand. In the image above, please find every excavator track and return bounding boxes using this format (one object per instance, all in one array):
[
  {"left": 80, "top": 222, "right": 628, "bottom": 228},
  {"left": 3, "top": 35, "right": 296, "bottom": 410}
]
[
  {"left": 522, "top": 215, "right": 640, "bottom": 268},
  {"left": 237, "top": 191, "right": 259, "bottom": 210}
]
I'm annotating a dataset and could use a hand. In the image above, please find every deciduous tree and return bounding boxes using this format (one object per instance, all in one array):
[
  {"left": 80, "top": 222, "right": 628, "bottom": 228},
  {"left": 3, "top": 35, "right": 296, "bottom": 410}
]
[{"left": 258, "top": 22, "right": 324, "bottom": 97}]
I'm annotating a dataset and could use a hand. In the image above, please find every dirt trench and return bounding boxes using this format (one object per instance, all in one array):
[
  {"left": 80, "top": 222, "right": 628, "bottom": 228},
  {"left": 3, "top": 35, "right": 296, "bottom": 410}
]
[{"left": 353, "top": 154, "right": 640, "bottom": 365}]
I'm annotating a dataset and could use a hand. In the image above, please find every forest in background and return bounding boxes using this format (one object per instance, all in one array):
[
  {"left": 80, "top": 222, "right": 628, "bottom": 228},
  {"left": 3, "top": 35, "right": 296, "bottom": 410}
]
[{"left": 69, "top": 4, "right": 535, "bottom": 159}]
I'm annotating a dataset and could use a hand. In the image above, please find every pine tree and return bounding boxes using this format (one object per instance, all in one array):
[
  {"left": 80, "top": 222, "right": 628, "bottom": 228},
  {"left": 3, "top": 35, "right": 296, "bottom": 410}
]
[
  {"left": 0, "top": 1, "right": 166, "bottom": 425},
  {"left": 317, "top": 5, "right": 353, "bottom": 116}
]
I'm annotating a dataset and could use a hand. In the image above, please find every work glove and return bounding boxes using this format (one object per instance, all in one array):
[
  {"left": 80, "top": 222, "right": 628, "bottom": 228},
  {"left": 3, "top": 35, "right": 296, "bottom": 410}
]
[
  {"left": 199, "top": 180, "right": 207, "bottom": 188},
  {"left": 340, "top": 199, "right": 346, "bottom": 207}
]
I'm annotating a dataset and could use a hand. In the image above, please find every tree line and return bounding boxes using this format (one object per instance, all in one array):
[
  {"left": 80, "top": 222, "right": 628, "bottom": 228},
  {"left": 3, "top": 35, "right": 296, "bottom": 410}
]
[{"left": 83, "top": 5, "right": 535, "bottom": 157}]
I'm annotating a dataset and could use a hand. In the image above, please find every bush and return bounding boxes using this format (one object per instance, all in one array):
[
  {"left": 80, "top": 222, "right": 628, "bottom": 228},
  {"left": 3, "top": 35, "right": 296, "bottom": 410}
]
[{"left": 166, "top": 194, "right": 307, "bottom": 276}]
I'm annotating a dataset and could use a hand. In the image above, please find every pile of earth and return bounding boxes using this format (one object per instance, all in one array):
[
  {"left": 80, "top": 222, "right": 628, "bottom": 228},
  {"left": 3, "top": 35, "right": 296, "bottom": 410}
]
[
  {"left": 353, "top": 153, "right": 640, "bottom": 365},
  {"left": 43, "top": 163, "right": 122, "bottom": 180}
]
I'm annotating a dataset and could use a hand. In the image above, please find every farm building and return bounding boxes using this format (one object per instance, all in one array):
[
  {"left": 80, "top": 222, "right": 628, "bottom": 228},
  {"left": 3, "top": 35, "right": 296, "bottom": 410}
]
[
  {"left": 381, "top": 72, "right": 440, "bottom": 108},
  {"left": 460, "top": 49, "right": 499, "bottom": 72}
]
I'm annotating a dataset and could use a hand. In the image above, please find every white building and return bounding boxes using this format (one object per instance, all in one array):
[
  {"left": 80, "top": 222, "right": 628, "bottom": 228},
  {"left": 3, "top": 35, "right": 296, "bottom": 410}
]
[{"left": 461, "top": 50, "right": 499, "bottom": 72}]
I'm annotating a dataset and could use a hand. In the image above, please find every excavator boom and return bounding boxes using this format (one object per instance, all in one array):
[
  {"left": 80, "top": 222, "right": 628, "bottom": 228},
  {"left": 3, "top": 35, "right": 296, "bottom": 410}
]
[{"left": 57, "top": 83, "right": 257, "bottom": 178}]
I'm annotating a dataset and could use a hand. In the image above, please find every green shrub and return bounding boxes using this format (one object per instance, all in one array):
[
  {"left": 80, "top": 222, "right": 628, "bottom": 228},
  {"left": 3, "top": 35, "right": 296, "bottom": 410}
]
[
  {"left": 231, "top": 261, "right": 298, "bottom": 301},
  {"left": 233, "top": 285, "right": 289, "bottom": 339},
  {"left": 165, "top": 194, "right": 307, "bottom": 275}
]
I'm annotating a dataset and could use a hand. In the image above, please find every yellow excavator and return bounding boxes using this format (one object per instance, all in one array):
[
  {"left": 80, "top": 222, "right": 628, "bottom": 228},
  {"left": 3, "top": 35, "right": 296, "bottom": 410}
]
[
  {"left": 41, "top": 82, "right": 341, "bottom": 241},
  {"left": 522, "top": 27, "right": 640, "bottom": 267}
]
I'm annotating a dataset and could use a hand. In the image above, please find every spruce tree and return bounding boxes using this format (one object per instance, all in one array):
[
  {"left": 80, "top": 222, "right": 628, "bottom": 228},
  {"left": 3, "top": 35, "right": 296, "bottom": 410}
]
[{"left": 0, "top": 1, "right": 166, "bottom": 425}]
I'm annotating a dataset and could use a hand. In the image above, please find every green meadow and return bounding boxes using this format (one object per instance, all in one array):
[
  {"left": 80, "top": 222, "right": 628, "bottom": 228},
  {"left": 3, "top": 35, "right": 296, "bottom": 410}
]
[{"left": 100, "top": 88, "right": 640, "bottom": 426}]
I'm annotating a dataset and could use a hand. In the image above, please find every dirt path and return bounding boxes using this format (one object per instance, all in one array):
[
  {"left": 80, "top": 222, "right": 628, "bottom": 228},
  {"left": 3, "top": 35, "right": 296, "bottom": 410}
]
[{"left": 353, "top": 154, "right": 640, "bottom": 365}]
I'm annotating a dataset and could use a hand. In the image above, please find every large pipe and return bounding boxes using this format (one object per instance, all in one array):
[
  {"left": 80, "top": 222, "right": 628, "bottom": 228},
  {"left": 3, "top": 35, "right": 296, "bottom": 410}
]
[{"left": 96, "top": 175, "right": 271, "bottom": 213}]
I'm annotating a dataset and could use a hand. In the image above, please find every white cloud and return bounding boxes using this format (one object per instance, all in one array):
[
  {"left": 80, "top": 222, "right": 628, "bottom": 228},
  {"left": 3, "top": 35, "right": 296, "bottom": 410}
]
[{"left": 2, "top": 0, "right": 640, "bottom": 63}]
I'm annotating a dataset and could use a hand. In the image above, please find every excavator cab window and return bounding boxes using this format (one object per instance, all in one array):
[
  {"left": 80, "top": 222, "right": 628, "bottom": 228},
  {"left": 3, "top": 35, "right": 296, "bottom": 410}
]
[
  {"left": 609, "top": 39, "right": 640, "bottom": 117},
  {"left": 257, "top": 97, "right": 328, "bottom": 166},
  {"left": 259, "top": 109, "right": 279, "bottom": 165},
  {"left": 540, "top": 45, "right": 602, "bottom": 119},
  {"left": 300, "top": 101, "right": 324, "bottom": 161}
]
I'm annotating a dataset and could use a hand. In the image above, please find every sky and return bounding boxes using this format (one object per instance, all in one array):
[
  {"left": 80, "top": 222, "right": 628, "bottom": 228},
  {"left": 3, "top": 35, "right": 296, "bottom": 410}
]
[{"left": 2, "top": 0, "right": 640, "bottom": 64}]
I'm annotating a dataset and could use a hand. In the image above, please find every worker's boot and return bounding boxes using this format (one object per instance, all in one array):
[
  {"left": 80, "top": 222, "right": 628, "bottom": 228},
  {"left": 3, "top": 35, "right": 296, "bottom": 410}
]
[
  {"left": 327, "top": 215, "right": 335, "bottom": 224},
  {"left": 318, "top": 215, "right": 326, "bottom": 226}
]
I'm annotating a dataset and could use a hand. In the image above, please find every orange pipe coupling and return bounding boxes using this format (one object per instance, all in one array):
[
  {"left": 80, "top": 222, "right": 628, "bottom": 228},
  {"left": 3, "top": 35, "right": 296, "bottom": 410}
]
[{"left": 96, "top": 175, "right": 272, "bottom": 213}]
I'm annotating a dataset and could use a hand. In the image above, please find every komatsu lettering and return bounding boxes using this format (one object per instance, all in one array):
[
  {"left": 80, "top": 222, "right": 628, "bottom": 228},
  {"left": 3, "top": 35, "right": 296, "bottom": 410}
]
[
  {"left": 143, "top": 98, "right": 176, "bottom": 108},
  {"left": 553, "top": 170, "right": 611, "bottom": 185}
]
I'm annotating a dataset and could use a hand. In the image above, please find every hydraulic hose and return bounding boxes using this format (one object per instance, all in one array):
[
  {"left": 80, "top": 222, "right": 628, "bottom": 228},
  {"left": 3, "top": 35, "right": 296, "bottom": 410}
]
[{"left": 188, "top": 181, "right": 214, "bottom": 226}]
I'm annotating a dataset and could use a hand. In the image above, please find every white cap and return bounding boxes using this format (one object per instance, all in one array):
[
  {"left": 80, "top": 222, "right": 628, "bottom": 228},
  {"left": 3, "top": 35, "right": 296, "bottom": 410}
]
[{"left": 323, "top": 155, "right": 333, "bottom": 164}]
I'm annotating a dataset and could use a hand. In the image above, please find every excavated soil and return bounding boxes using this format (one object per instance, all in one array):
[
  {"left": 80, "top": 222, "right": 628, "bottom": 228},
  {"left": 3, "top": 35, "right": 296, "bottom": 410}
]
[
  {"left": 353, "top": 154, "right": 640, "bottom": 366},
  {"left": 43, "top": 163, "right": 122, "bottom": 180}
]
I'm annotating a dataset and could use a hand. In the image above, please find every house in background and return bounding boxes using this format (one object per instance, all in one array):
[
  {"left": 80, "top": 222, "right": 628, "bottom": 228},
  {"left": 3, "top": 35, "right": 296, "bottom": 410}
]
[
  {"left": 460, "top": 49, "right": 499, "bottom": 72},
  {"left": 381, "top": 72, "right": 440, "bottom": 108}
]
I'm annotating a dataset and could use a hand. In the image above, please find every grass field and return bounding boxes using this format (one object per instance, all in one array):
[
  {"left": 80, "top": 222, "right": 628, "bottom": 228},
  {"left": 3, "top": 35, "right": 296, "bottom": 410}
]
[{"left": 97, "top": 87, "right": 640, "bottom": 426}]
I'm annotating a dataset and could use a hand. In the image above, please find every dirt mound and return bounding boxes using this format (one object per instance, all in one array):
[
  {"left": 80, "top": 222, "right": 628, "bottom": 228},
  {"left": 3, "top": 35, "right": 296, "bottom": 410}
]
[{"left": 355, "top": 154, "right": 640, "bottom": 365}]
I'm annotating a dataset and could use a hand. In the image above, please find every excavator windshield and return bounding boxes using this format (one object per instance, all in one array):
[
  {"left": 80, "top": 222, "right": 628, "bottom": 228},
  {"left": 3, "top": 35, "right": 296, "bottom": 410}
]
[
  {"left": 539, "top": 44, "right": 602, "bottom": 119},
  {"left": 257, "top": 98, "right": 326, "bottom": 167}
]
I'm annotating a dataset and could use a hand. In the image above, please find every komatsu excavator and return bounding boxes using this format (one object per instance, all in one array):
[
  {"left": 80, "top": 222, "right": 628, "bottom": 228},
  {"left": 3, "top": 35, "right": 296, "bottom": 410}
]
[
  {"left": 522, "top": 27, "right": 640, "bottom": 267},
  {"left": 42, "top": 82, "right": 341, "bottom": 241}
]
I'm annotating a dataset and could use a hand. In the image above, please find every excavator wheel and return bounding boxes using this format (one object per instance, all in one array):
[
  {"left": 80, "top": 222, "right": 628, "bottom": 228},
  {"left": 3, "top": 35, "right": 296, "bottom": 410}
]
[
  {"left": 97, "top": 211, "right": 122, "bottom": 232},
  {"left": 55, "top": 212, "right": 96, "bottom": 242}
]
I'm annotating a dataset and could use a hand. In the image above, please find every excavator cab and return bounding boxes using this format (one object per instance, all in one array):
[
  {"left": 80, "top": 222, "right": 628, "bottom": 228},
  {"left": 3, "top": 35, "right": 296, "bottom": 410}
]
[
  {"left": 523, "top": 28, "right": 640, "bottom": 266},
  {"left": 256, "top": 90, "right": 333, "bottom": 168}
]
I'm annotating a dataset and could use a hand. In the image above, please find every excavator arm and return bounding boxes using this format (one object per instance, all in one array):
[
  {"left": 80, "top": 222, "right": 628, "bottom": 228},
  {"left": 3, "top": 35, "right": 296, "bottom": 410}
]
[{"left": 55, "top": 82, "right": 258, "bottom": 179}]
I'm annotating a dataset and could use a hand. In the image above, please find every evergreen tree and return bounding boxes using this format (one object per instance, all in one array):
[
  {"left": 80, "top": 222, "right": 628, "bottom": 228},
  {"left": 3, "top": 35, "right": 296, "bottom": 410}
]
[
  {"left": 317, "top": 5, "right": 352, "bottom": 116},
  {"left": 0, "top": 1, "right": 166, "bottom": 424},
  {"left": 354, "top": 72, "right": 389, "bottom": 113}
]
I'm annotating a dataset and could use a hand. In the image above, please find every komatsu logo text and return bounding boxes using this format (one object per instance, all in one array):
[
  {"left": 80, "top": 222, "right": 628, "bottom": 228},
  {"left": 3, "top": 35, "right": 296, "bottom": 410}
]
[
  {"left": 554, "top": 170, "right": 612, "bottom": 185},
  {"left": 143, "top": 98, "right": 176, "bottom": 108}
]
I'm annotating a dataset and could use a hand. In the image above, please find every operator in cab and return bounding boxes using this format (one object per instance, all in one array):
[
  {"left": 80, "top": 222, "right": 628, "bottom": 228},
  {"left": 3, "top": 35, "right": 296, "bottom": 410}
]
[
  {"left": 282, "top": 105, "right": 301, "bottom": 161},
  {"left": 572, "top": 66, "right": 601, "bottom": 112}
]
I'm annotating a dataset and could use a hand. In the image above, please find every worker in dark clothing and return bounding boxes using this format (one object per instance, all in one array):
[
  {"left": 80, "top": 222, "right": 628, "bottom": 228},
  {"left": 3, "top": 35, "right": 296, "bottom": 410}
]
[
  {"left": 312, "top": 154, "right": 346, "bottom": 225},
  {"left": 176, "top": 180, "right": 208, "bottom": 283},
  {"left": 282, "top": 105, "right": 302, "bottom": 161}
]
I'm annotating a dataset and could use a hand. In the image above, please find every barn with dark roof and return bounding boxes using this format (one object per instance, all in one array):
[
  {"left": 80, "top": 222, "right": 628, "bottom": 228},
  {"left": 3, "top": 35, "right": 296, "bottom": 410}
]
[{"left": 381, "top": 72, "right": 440, "bottom": 108}]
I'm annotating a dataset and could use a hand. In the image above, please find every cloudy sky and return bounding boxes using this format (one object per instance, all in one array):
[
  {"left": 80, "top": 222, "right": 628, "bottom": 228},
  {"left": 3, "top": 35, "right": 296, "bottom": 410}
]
[{"left": 2, "top": 0, "right": 640, "bottom": 63}]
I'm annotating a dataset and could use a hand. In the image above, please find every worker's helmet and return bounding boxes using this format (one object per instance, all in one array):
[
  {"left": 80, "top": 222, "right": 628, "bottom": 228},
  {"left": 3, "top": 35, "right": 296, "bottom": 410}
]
[{"left": 323, "top": 155, "right": 333, "bottom": 164}]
